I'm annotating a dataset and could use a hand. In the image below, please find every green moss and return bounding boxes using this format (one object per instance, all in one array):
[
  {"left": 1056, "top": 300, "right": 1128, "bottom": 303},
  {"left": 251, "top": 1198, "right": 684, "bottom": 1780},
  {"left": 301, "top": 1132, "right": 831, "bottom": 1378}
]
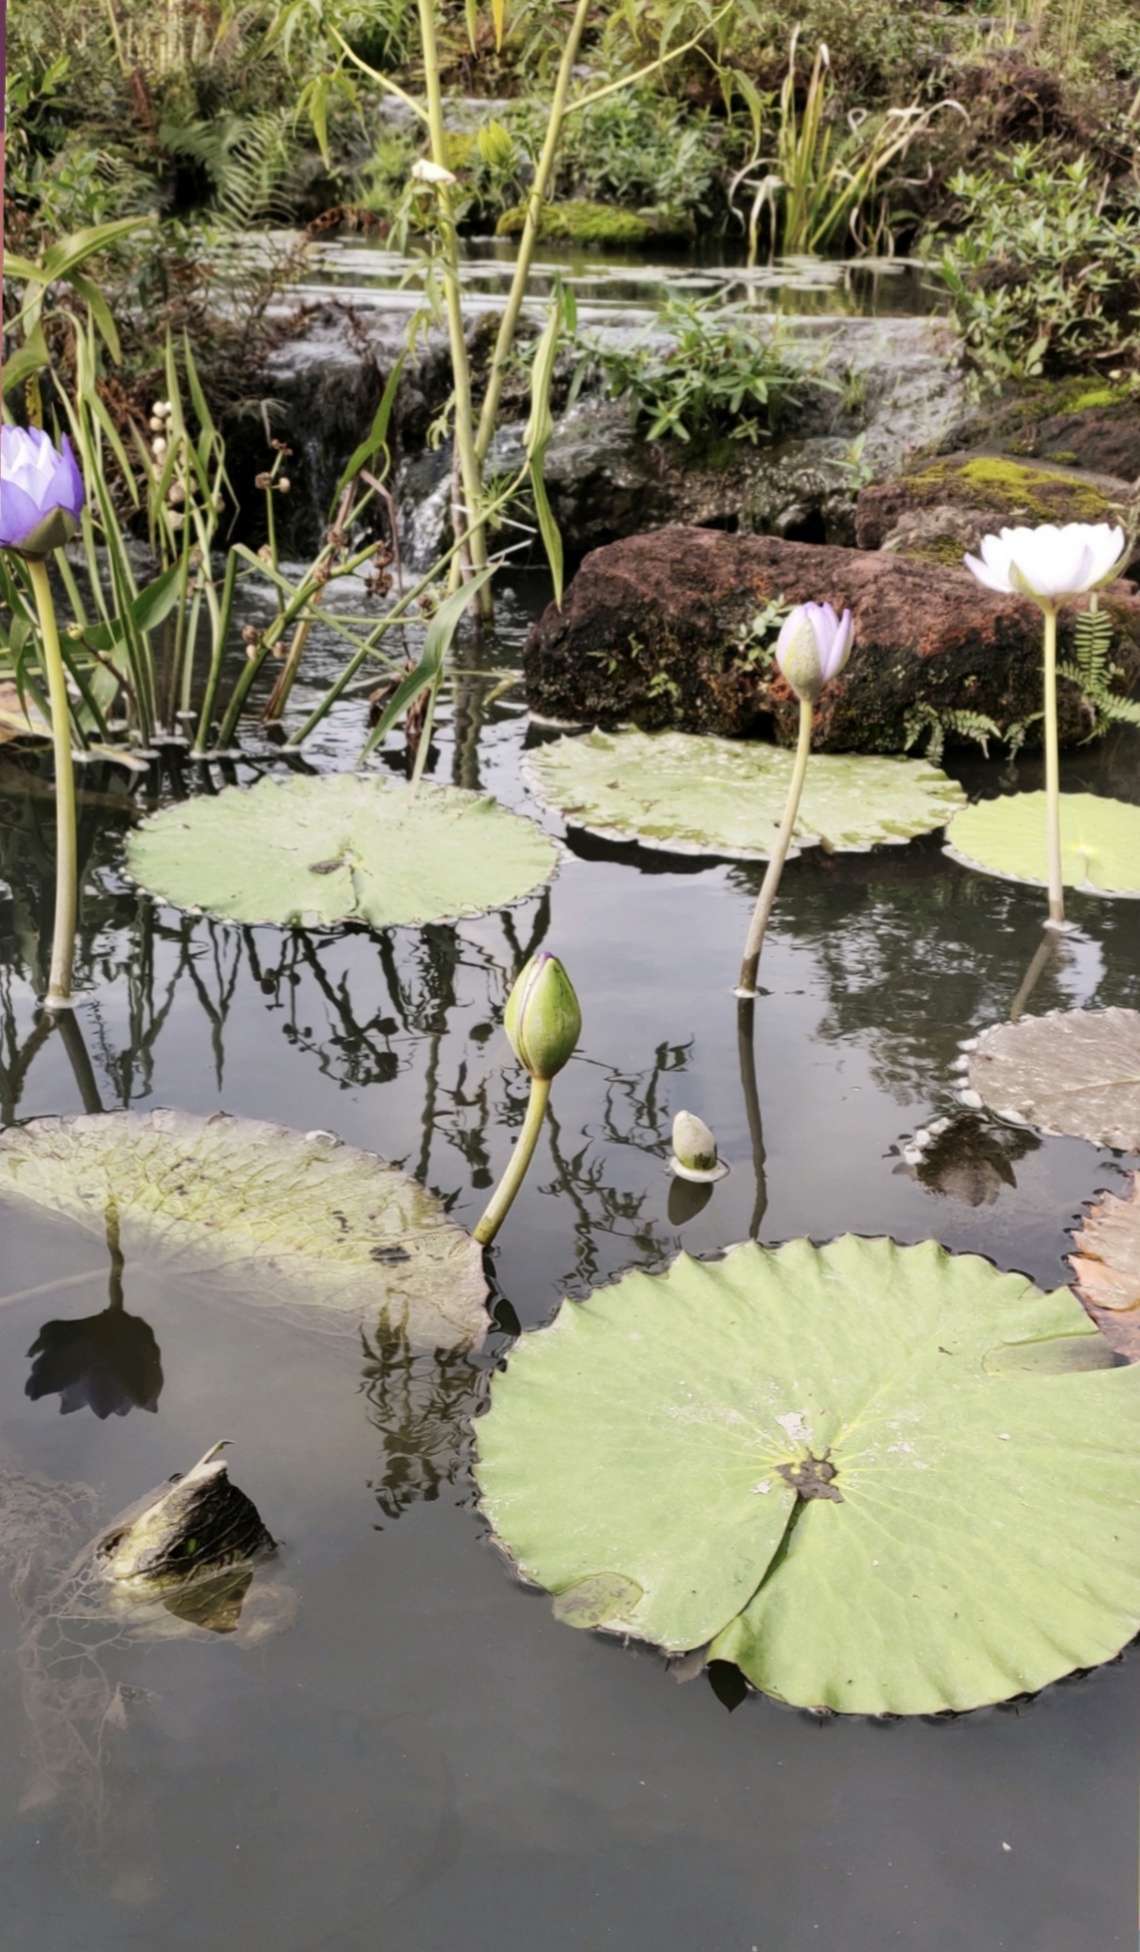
[
  {"left": 901, "top": 455, "right": 1116, "bottom": 526},
  {"left": 495, "top": 200, "right": 664, "bottom": 245}
]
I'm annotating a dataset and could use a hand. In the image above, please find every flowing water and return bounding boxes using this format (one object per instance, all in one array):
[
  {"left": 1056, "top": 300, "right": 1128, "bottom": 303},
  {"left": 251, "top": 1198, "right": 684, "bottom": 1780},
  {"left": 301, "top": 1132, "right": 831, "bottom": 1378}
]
[{"left": 0, "top": 579, "right": 1136, "bottom": 1949}]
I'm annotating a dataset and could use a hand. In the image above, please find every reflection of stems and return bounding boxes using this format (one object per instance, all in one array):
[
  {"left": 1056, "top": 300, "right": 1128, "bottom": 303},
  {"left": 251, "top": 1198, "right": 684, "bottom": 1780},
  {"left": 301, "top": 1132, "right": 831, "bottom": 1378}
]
[
  {"left": 55, "top": 1008, "right": 103, "bottom": 1112},
  {"left": 736, "top": 995, "right": 768, "bottom": 1239},
  {"left": 738, "top": 693, "right": 813, "bottom": 995},
  {"left": 474, "top": 1077, "right": 550, "bottom": 1246},
  {"left": 1041, "top": 603, "right": 1064, "bottom": 927},
  {"left": 28, "top": 559, "right": 79, "bottom": 1010},
  {"left": 1010, "top": 927, "right": 1059, "bottom": 1024},
  {"left": 105, "top": 1203, "right": 125, "bottom": 1313}
]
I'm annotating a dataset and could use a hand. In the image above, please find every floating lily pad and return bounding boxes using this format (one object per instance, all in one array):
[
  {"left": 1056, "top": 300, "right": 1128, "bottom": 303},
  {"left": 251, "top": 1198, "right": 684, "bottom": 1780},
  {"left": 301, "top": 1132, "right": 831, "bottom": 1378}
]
[
  {"left": 1069, "top": 1179, "right": 1140, "bottom": 1360},
  {"left": 126, "top": 774, "right": 558, "bottom": 927},
  {"left": 946, "top": 793, "right": 1140, "bottom": 897},
  {"left": 525, "top": 730, "right": 965, "bottom": 861},
  {"left": 0, "top": 1111, "right": 487, "bottom": 1349},
  {"left": 965, "top": 1008, "right": 1140, "bottom": 1149},
  {"left": 476, "top": 1236, "right": 1140, "bottom": 1714}
]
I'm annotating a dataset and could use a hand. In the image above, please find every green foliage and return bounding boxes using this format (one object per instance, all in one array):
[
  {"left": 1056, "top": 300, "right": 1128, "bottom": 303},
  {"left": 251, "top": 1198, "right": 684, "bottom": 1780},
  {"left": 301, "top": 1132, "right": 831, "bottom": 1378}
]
[
  {"left": 933, "top": 147, "right": 1140, "bottom": 384},
  {"left": 495, "top": 198, "right": 660, "bottom": 243},
  {"left": 579, "top": 296, "right": 801, "bottom": 445},
  {"left": 902, "top": 703, "right": 1006, "bottom": 764},
  {"left": 1059, "top": 602, "right": 1140, "bottom": 736}
]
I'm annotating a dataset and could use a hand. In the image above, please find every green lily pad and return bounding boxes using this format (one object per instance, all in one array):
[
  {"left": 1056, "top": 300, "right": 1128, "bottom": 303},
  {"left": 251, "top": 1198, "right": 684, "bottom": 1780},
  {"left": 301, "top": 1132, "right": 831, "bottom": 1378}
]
[
  {"left": 476, "top": 1236, "right": 1140, "bottom": 1714},
  {"left": 525, "top": 730, "right": 965, "bottom": 861},
  {"left": 946, "top": 792, "right": 1140, "bottom": 897},
  {"left": 0, "top": 1111, "right": 487, "bottom": 1349},
  {"left": 125, "top": 774, "right": 559, "bottom": 927},
  {"left": 1069, "top": 1177, "right": 1140, "bottom": 1361},
  {"left": 965, "top": 1008, "right": 1140, "bottom": 1149}
]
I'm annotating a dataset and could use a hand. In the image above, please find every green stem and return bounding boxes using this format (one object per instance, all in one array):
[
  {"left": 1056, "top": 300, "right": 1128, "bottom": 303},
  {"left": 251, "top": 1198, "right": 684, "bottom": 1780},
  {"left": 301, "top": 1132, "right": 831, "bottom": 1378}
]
[
  {"left": 473, "top": 0, "right": 592, "bottom": 469},
  {"left": 417, "top": 0, "right": 489, "bottom": 608},
  {"left": 28, "top": 558, "right": 79, "bottom": 1011},
  {"left": 737, "top": 692, "right": 814, "bottom": 995},
  {"left": 1042, "top": 603, "right": 1064, "bottom": 927},
  {"left": 473, "top": 1076, "right": 551, "bottom": 1246}
]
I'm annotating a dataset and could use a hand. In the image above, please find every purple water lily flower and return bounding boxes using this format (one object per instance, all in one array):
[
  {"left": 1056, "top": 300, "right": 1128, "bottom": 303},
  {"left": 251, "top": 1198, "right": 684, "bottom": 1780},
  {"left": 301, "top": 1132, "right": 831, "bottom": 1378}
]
[
  {"left": 0, "top": 424, "right": 86, "bottom": 558},
  {"left": 775, "top": 600, "right": 854, "bottom": 702}
]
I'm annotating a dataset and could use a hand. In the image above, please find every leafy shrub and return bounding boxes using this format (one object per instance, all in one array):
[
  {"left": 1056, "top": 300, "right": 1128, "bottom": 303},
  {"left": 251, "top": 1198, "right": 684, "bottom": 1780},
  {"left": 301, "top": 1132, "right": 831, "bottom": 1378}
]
[
  {"left": 496, "top": 200, "right": 662, "bottom": 244},
  {"left": 933, "top": 146, "right": 1140, "bottom": 384},
  {"left": 579, "top": 296, "right": 801, "bottom": 445}
]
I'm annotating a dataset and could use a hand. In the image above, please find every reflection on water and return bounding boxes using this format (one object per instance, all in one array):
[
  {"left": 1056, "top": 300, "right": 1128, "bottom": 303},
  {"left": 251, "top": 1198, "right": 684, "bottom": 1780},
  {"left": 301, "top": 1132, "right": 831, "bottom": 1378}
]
[{"left": 0, "top": 633, "right": 1138, "bottom": 1948}]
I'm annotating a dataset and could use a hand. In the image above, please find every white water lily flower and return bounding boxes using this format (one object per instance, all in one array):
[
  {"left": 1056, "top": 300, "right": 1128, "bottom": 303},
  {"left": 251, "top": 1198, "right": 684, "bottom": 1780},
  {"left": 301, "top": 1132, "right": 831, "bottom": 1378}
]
[{"left": 964, "top": 523, "right": 1126, "bottom": 604}]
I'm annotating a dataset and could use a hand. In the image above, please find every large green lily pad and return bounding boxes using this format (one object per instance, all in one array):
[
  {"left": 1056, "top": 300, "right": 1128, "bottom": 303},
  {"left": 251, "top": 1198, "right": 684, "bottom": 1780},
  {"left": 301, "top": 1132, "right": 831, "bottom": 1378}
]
[
  {"left": 0, "top": 1111, "right": 488, "bottom": 1349},
  {"left": 1069, "top": 1177, "right": 1140, "bottom": 1361},
  {"left": 946, "top": 792, "right": 1140, "bottom": 897},
  {"left": 125, "top": 774, "right": 559, "bottom": 927},
  {"left": 965, "top": 1008, "right": 1140, "bottom": 1149},
  {"left": 476, "top": 1236, "right": 1140, "bottom": 1714},
  {"left": 524, "top": 730, "right": 965, "bottom": 861}
]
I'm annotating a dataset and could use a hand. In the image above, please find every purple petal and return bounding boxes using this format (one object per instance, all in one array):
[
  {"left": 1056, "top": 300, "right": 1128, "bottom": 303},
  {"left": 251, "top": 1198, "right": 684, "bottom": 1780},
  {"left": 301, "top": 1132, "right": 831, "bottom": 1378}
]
[{"left": 0, "top": 477, "right": 47, "bottom": 551}]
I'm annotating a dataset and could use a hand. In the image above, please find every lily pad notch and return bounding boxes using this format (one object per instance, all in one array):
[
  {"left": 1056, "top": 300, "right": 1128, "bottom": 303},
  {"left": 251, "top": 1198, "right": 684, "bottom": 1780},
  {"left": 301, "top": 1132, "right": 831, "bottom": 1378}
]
[
  {"left": 526, "top": 729, "right": 966, "bottom": 861},
  {"left": 475, "top": 1235, "right": 1140, "bottom": 1714},
  {"left": 125, "top": 773, "right": 560, "bottom": 928}
]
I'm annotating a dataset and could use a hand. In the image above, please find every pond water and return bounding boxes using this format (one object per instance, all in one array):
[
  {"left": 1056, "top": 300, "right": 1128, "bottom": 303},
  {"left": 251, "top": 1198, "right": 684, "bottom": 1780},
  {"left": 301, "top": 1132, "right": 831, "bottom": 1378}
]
[
  {"left": 275, "top": 229, "right": 943, "bottom": 328},
  {"left": 0, "top": 579, "right": 1136, "bottom": 1949}
]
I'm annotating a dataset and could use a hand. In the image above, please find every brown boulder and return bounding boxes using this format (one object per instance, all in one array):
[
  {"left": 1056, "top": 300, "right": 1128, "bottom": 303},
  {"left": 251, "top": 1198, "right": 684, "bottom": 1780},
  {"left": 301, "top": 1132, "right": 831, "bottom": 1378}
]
[{"left": 524, "top": 526, "right": 1140, "bottom": 754}]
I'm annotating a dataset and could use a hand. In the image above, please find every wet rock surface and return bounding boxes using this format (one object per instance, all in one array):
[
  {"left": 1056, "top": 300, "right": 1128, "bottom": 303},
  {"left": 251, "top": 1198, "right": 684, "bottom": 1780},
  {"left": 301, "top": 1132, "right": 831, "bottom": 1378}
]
[{"left": 525, "top": 526, "right": 1140, "bottom": 753}]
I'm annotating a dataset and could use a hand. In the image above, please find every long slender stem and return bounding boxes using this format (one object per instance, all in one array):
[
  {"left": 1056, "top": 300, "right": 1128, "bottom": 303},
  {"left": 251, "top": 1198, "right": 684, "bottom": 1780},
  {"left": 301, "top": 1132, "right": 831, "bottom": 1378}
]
[
  {"left": 416, "top": 0, "right": 489, "bottom": 606},
  {"left": 28, "top": 558, "right": 79, "bottom": 1011},
  {"left": 1041, "top": 602, "right": 1064, "bottom": 927},
  {"left": 473, "top": 0, "right": 592, "bottom": 468},
  {"left": 474, "top": 1077, "right": 550, "bottom": 1246},
  {"left": 737, "top": 693, "right": 814, "bottom": 996}
]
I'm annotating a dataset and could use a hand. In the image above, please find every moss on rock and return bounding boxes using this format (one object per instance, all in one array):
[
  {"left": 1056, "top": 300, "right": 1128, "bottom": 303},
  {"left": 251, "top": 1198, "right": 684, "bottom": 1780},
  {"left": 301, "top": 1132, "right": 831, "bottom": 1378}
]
[
  {"left": 495, "top": 200, "right": 670, "bottom": 245},
  {"left": 900, "top": 455, "right": 1118, "bottom": 525}
]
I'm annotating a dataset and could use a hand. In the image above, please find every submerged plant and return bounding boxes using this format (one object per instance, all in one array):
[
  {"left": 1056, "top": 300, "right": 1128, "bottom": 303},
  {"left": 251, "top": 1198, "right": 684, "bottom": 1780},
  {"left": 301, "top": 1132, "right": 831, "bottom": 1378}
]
[
  {"left": 0, "top": 424, "right": 86, "bottom": 1010},
  {"left": 474, "top": 952, "right": 582, "bottom": 1247},
  {"left": 963, "top": 521, "right": 1126, "bottom": 927},
  {"left": 737, "top": 601, "right": 852, "bottom": 996}
]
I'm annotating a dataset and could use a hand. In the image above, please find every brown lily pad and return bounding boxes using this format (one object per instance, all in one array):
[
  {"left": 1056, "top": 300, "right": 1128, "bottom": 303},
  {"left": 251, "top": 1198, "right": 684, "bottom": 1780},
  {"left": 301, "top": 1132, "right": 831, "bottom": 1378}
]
[
  {"left": 1069, "top": 1179, "right": 1140, "bottom": 1360},
  {"left": 965, "top": 1008, "right": 1140, "bottom": 1150}
]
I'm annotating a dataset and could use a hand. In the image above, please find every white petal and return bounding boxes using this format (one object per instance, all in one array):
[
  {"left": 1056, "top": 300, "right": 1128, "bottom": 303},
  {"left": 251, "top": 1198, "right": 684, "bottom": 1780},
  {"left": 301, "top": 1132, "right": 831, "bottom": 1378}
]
[{"left": 964, "top": 553, "right": 1010, "bottom": 593}]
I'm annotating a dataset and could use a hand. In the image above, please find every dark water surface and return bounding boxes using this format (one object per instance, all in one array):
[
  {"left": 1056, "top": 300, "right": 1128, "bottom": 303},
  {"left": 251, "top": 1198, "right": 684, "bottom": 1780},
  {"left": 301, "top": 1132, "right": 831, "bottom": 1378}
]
[{"left": 0, "top": 583, "right": 1135, "bottom": 1949}]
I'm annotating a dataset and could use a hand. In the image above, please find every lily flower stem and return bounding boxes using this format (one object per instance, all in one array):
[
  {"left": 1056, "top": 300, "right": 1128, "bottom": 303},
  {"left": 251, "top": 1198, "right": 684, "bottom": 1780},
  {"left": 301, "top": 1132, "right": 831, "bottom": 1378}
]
[
  {"left": 738, "top": 693, "right": 814, "bottom": 996},
  {"left": 28, "top": 559, "right": 79, "bottom": 1011},
  {"left": 1041, "top": 603, "right": 1064, "bottom": 927},
  {"left": 474, "top": 1077, "right": 551, "bottom": 1247}
]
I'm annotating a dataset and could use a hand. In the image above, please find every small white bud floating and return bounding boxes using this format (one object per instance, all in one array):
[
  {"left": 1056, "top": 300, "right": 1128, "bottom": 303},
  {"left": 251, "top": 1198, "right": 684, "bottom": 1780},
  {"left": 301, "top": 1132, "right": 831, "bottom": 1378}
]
[
  {"left": 737, "top": 601, "right": 854, "bottom": 997},
  {"left": 963, "top": 522, "right": 1127, "bottom": 929},
  {"left": 475, "top": 953, "right": 582, "bottom": 1246},
  {"left": 670, "top": 1110, "right": 727, "bottom": 1184}
]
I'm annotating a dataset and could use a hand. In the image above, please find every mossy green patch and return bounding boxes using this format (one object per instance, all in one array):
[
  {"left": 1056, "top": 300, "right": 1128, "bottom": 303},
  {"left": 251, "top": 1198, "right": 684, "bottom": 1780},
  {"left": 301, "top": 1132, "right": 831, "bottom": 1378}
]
[
  {"left": 901, "top": 455, "right": 1116, "bottom": 526},
  {"left": 495, "top": 200, "right": 666, "bottom": 245}
]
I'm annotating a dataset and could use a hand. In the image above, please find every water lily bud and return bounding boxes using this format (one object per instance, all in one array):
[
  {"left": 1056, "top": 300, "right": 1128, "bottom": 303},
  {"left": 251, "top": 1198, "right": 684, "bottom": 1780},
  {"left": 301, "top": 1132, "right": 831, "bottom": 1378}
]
[
  {"left": 775, "top": 601, "right": 853, "bottom": 703},
  {"left": 504, "top": 952, "right": 581, "bottom": 1082},
  {"left": 670, "top": 1110, "right": 727, "bottom": 1183},
  {"left": 0, "top": 426, "right": 86, "bottom": 559}
]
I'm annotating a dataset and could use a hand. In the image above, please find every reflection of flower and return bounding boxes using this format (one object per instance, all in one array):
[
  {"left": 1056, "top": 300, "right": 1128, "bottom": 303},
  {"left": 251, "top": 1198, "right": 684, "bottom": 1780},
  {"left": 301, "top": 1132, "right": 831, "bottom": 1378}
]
[
  {"left": 898, "top": 1113, "right": 1038, "bottom": 1208},
  {"left": 26, "top": 1306, "right": 163, "bottom": 1419},
  {"left": 964, "top": 523, "right": 1125, "bottom": 605},
  {"left": 0, "top": 426, "right": 86, "bottom": 558}
]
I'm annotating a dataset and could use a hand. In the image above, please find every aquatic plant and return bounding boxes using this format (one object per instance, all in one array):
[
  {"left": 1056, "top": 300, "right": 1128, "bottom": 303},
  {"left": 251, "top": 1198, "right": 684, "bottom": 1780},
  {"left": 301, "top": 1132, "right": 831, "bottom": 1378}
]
[
  {"left": 1070, "top": 1175, "right": 1140, "bottom": 1360},
  {"left": 962, "top": 520, "right": 1127, "bottom": 925},
  {"left": 960, "top": 1006, "right": 1140, "bottom": 1150},
  {"left": 0, "top": 425, "right": 86, "bottom": 1010},
  {"left": 476, "top": 1235, "right": 1140, "bottom": 1714},
  {"left": 737, "top": 602, "right": 852, "bottom": 993},
  {"left": 474, "top": 951, "right": 581, "bottom": 1246}
]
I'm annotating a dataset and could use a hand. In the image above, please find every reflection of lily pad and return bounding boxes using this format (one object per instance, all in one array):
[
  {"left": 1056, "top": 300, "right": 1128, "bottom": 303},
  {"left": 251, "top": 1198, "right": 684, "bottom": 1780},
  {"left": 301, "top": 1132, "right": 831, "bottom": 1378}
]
[
  {"left": 966, "top": 1009, "right": 1140, "bottom": 1149},
  {"left": 126, "top": 774, "right": 558, "bottom": 926},
  {"left": 0, "top": 1111, "right": 487, "bottom": 1349},
  {"left": 476, "top": 1236, "right": 1140, "bottom": 1714},
  {"left": 525, "top": 729, "right": 965, "bottom": 860},
  {"left": 1069, "top": 1179, "right": 1140, "bottom": 1360},
  {"left": 946, "top": 793, "right": 1140, "bottom": 897}
]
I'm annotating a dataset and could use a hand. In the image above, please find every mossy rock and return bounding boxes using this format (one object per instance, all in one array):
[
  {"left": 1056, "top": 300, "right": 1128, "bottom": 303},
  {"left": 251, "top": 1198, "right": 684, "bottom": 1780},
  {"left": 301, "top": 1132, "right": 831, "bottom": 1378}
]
[
  {"left": 947, "top": 380, "right": 1140, "bottom": 482},
  {"left": 856, "top": 450, "right": 1134, "bottom": 561},
  {"left": 495, "top": 200, "right": 674, "bottom": 246}
]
